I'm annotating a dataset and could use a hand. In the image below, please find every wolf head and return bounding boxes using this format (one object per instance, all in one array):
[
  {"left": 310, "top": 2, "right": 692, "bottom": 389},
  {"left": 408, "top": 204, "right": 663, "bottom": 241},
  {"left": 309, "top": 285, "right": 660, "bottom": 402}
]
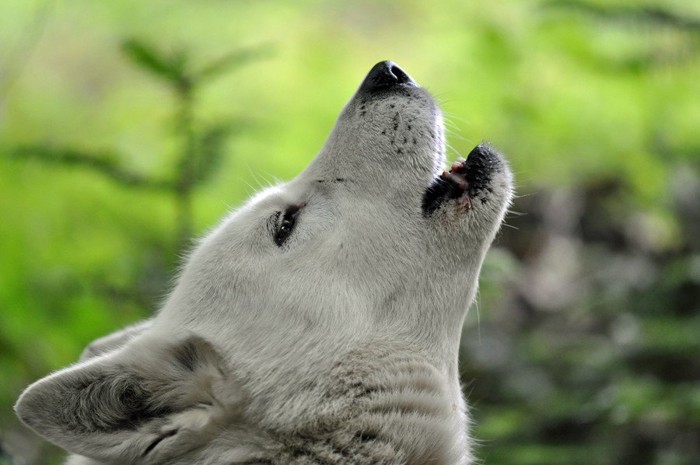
[{"left": 16, "top": 61, "right": 513, "bottom": 464}]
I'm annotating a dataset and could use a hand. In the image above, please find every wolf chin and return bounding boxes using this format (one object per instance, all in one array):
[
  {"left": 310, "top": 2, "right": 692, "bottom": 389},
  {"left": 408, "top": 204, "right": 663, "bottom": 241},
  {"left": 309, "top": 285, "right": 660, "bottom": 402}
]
[{"left": 15, "top": 61, "right": 513, "bottom": 465}]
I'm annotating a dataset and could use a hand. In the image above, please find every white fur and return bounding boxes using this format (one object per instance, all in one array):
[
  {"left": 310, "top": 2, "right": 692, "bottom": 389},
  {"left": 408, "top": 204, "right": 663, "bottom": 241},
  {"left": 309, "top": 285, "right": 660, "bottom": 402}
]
[{"left": 16, "top": 63, "right": 513, "bottom": 465}]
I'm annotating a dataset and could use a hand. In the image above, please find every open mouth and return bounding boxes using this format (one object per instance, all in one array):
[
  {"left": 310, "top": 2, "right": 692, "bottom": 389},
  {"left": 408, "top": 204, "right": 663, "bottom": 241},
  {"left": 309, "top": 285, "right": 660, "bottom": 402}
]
[{"left": 422, "top": 144, "right": 501, "bottom": 216}]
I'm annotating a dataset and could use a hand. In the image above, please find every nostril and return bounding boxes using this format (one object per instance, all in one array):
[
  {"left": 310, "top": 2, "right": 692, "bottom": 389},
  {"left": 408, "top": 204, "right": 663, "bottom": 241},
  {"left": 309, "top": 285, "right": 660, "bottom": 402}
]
[{"left": 389, "top": 65, "right": 410, "bottom": 84}]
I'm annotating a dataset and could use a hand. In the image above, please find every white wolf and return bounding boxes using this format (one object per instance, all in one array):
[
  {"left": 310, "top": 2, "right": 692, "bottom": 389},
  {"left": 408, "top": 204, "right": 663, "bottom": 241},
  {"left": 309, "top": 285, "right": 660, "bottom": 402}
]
[{"left": 15, "top": 61, "right": 513, "bottom": 465}]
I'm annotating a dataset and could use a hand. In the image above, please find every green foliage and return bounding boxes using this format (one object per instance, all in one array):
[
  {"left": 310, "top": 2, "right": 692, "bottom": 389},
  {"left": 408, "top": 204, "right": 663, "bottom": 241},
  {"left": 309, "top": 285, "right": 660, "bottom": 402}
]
[
  {"left": 0, "top": 0, "right": 698, "bottom": 464},
  {"left": 122, "top": 39, "right": 189, "bottom": 86},
  {"left": 7, "top": 37, "right": 269, "bottom": 253},
  {"left": 122, "top": 39, "right": 272, "bottom": 88}
]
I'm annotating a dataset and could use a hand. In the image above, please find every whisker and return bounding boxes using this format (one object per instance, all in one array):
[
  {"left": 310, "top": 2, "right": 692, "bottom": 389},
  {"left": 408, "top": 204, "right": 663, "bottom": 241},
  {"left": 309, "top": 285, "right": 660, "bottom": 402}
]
[
  {"left": 506, "top": 210, "right": 527, "bottom": 216},
  {"left": 444, "top": 113, "right": 471, "bottom": 126}
]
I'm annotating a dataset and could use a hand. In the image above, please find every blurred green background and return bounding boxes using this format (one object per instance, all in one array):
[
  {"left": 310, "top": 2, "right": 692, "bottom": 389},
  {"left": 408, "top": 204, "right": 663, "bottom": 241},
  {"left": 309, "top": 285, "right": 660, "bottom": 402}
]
[{"left": 1, "top": 0, "right": 699, "bottom": 464}]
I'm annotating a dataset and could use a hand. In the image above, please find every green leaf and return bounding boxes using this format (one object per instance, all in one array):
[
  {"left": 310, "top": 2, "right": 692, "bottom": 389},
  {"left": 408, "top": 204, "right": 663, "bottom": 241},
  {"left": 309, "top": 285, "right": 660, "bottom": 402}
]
[
  {"left": 122, "top": 39, "right": 187, "bottom": 83},
  {"left": 194, "top": 43, "right": 273, "bottom": 82}
]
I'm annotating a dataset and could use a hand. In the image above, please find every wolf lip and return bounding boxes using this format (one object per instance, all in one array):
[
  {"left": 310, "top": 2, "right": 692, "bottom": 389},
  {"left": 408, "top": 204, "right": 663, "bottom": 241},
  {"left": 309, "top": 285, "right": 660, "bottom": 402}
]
[
  {"left": 421, "top": 143, "right": 500, "bottom": 216},
  {"left": 462, "top": 144, "right": 500, "bottom": 194}
]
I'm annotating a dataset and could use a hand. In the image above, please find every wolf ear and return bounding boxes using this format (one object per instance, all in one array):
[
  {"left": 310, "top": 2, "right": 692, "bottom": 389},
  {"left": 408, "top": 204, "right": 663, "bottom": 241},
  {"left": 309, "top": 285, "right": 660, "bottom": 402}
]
[
  {"left": 78, "top": 319, "right": 153, "bottom": 362},
  {"left": 15, "top": 334, "right": 244, "bottom": 463}
]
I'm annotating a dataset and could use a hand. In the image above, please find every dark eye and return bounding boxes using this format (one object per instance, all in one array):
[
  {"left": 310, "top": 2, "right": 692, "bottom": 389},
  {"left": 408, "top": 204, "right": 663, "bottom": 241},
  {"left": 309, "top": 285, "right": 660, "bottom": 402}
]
[{"left": 273, "top": 206, "right": 301, "bottom": 247}]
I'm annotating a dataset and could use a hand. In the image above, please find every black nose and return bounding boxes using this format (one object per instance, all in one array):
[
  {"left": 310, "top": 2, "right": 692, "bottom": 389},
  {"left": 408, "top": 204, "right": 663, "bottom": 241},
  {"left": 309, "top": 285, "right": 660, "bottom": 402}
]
[{"left": 358, "top": 61, "right": 417, "bottom": 94}]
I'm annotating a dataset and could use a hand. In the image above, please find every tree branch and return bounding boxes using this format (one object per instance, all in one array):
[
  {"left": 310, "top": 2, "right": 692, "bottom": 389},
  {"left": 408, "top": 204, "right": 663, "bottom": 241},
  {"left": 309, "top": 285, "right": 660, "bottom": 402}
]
[
  {"left": 10, "top": 146, "right": 174, "bottom": 191},
  {"left": 545, "top": 0, "right": 700, "bottom": 32}
]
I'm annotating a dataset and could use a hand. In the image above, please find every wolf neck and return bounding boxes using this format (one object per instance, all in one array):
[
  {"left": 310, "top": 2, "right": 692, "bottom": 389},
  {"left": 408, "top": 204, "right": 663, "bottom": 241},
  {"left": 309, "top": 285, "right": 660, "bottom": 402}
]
[{"left": 250, "top": 343, "right": 471, "bottom": 465}]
